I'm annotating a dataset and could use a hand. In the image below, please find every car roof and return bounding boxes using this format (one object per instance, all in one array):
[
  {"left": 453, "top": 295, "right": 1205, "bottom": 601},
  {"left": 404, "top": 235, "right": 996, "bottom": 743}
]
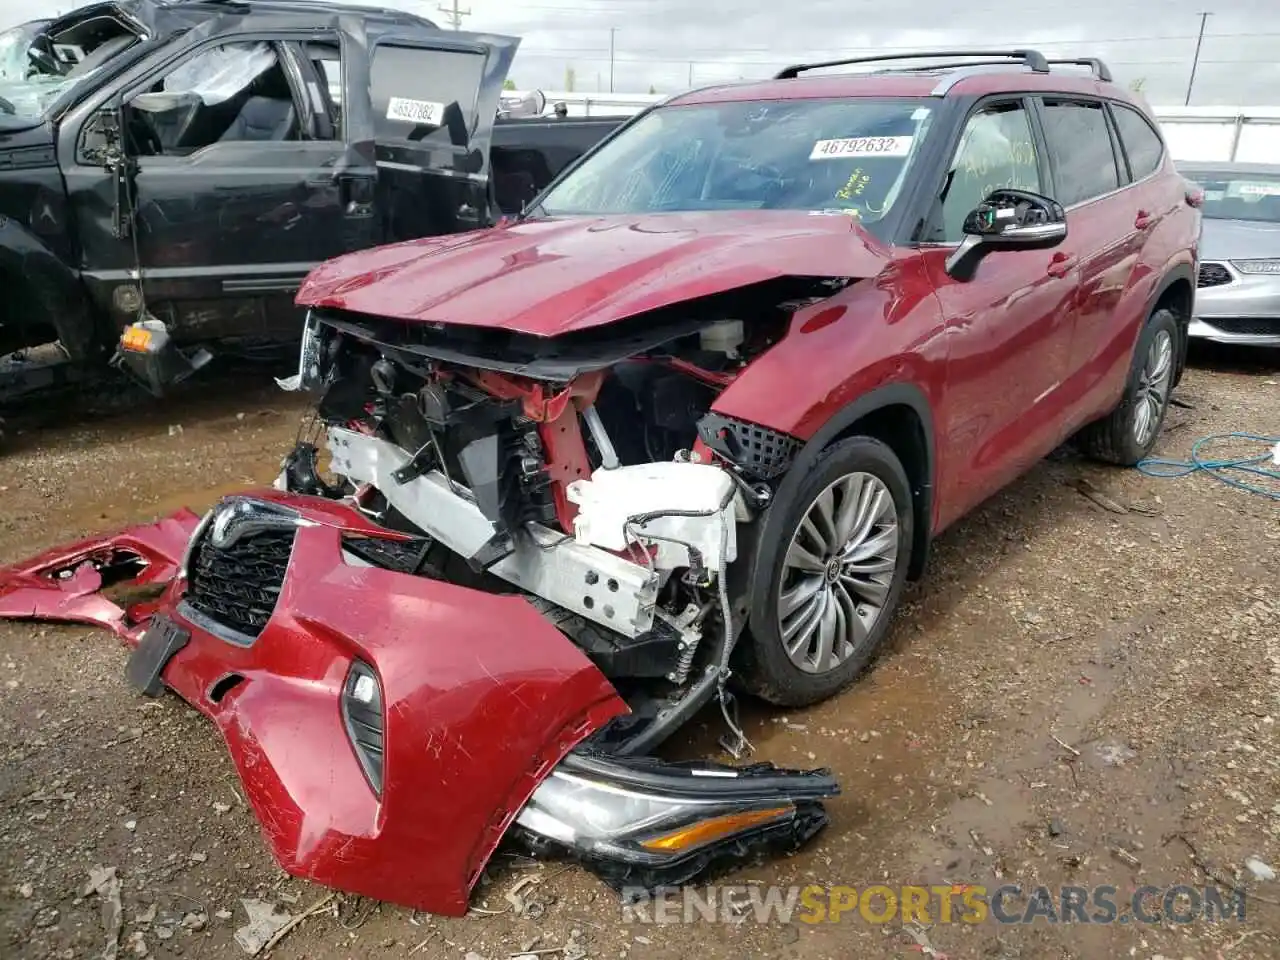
[
  {"left": 128, "top": 0, "right": 439, "bottom": 30},
  {"left": 1177, "top": 160, "right": 1280, "bottom": 177},
  {"left": 668, "top": 64, "right": 1143, "bottom": 110}
]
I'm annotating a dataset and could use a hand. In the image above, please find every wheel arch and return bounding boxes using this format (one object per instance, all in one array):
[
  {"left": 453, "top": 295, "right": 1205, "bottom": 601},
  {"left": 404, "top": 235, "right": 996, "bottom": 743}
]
[
  {"left": 1146, "top": 262, "right": 1194, "bottom": 388},
  {"left": 0, "top": 220, "right": 98, "bottom": 360},
  {"left": 762, "top": 383, "right": 937, "bottom": 583}
]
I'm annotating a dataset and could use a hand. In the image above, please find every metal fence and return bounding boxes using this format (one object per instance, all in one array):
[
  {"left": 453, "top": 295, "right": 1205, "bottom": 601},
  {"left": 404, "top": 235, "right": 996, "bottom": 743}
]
[{"left": 1150, "top": 107, "right": 1280, "bottom": 163}]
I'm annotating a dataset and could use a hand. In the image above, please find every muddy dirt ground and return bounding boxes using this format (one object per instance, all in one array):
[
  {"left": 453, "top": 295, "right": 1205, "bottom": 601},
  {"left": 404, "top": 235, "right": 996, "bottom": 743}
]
[{"left": 1, "top": 346, "right": 1278, "bottom": 960}]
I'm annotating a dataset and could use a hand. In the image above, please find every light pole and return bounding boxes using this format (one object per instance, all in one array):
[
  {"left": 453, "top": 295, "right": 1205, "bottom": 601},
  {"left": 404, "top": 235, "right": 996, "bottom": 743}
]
[
  {"left": 609, "top": 27, "right": 617, "bottom": 93},
  {"left": 1184, "top": 11, "right": 1212, "bottom": 106}
]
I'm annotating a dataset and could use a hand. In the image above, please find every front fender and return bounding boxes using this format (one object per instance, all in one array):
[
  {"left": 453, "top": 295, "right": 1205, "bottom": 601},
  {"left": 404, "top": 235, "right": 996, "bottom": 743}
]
[
  {"left": 0, "top": 217, "right": 97, "bottom": 359},
  {"left": 707, "top": 258, "right": 946, "bottom": 574}
]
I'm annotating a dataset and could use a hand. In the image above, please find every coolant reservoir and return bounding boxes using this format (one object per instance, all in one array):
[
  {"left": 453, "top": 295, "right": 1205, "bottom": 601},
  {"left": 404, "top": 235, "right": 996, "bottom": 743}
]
[
  {"left": 566, "top": 462, "right": 738, "bottom": 570},
  {"left": 698, "top": 320, "right": 744, "bottom": 357}
]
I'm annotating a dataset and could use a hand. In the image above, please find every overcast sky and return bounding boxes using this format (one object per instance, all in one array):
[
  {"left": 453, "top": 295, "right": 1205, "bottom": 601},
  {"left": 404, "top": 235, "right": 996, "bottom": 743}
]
[{"left": 6, "top": 0, "right": 1277, "bottom": 104}]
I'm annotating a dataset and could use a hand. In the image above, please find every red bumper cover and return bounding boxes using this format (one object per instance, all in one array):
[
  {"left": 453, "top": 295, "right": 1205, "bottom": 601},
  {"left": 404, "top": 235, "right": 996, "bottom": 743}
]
[{"left": 0, "top": 492, "right": 627, "bottom": 914}]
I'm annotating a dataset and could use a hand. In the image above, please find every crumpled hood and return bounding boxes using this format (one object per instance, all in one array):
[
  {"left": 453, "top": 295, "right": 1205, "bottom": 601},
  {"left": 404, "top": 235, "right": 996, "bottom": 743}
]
[{"left": 295, "top": 211, "right": 888, "bottom": 337}]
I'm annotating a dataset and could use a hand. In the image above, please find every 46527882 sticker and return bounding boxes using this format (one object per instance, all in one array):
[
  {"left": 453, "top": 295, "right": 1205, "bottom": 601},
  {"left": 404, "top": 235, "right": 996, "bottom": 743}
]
[
  {"left": 810, "top": 136, "right": 914, "bottom": 160},
  {"left": 386, "top": 97, "right": 446, "bottom": 126}
]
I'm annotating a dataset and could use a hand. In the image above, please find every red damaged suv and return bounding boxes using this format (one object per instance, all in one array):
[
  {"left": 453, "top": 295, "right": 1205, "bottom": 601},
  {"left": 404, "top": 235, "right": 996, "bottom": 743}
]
[{"left": 0, "top": 51, "right": 1200, "bottom": 914}]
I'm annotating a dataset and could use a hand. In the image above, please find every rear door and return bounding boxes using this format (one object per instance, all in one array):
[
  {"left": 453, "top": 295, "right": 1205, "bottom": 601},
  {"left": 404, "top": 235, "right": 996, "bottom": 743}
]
[
  {"left": 1032, "top": 96, "right": 1141, "bottom": 429},
  {"left": 359, "top": 32, "right": 517, "bottom": 243}
]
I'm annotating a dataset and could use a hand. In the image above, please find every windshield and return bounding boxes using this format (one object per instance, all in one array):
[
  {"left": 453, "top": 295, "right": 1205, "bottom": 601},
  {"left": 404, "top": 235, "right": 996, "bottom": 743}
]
[
  {"left": 0, "top": 15, "right": 139, "bottom": 128},
  {"left": 1183, "top": 169, "right": 1280, "bottom": 224},
  {"left": 534, "top": 98, "right": 934, "bottom": 226}
]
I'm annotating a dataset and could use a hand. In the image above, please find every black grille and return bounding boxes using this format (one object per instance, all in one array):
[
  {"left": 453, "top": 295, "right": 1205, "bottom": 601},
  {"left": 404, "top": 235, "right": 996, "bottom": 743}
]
[
  {"left": 185, "top": 529, "right": 295, "bottom": 640},
  {"left": 1202, "top": 317, "right": 1278, "bottom": 336},
  {"left": 1198, "top": 262, "right": 1233, "bottom": 288}
]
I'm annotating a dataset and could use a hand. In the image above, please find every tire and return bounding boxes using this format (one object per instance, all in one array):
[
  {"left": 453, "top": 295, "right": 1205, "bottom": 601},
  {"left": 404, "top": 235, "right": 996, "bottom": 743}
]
[
  {"left": 742, "top": 436, "right": 914, "bottom": 708},
  {"left": 1077, "top": 306, "right": 1180, "bottom": 466}
]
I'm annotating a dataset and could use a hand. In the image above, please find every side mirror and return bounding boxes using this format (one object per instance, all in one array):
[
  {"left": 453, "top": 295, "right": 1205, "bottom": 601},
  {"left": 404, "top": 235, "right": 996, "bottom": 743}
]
[{"left": 944, "top": 189, "right": 1067, "bottom": 282}]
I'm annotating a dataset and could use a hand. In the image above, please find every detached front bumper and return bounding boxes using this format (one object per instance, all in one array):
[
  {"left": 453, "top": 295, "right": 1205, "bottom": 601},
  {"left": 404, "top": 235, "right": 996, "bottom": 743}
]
[
  {"left": 130, "top": 491, "right": 628, "bottom": 914},
  {"left": 0, "top": 491, "right": 839, "bottom": 914}
]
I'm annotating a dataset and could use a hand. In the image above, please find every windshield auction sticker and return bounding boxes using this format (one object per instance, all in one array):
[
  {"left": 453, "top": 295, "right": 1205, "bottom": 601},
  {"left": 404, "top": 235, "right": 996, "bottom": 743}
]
[
  {"left": 1235, "top": 181, "right": 1280, "bottom": 197},
  {"left": 810, "top": 136, "right": 914, "bottom": 159},
  {"left": 386, "top": 97, "right": 446, "bottom": 125}
]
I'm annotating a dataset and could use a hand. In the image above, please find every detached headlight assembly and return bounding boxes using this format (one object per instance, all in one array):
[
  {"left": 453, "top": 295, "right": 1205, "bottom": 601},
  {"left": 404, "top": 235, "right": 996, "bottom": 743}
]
[
  {"left": 1230, "top": 258, "right": 1280, "bottom": 275},
  {"left": 514, "top": 753, "right": 838, "bottom": 889},
  {"left": 342, "top": 661, "right": 384, "bottom": 796}
]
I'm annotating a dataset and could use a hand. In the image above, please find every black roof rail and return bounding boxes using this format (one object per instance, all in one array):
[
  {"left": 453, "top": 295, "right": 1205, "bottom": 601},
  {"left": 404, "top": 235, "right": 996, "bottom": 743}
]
[
  {"left": 773, "top": 49, "right": 1050, "bottom": 80},
  {"left": 877, "top": 59, "right": 1044, "bottom": 75},
  {"left": 1044, "top": 58, "right": 1113, "bottom": 82}
]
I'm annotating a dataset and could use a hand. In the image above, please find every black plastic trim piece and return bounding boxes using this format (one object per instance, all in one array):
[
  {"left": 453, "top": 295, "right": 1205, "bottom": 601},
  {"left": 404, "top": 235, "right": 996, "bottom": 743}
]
[
  {"left": 696, "top": 413, "right": 801, "bottom": 480},
  {"left": 748, "top": 382, "right": 936, "bottom": 580},
  {"left": 561, "top": 752, "right": 840, "bottom": 801},
  {"left": 341, "top": 661, "right": 384, "bottom": 797}
]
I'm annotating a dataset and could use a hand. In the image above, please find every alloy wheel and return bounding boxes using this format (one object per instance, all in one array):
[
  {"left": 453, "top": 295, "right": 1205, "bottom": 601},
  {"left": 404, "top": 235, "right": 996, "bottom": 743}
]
[
  {"left": 776, "top": 472, "right": 900, "bottom": 675},
  {"left": 1133, "top": 329, "right": 1174, "bottom": 448}
]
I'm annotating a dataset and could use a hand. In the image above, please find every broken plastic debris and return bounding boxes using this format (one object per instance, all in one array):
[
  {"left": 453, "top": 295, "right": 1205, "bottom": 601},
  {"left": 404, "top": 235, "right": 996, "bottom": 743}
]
[
  {"left": 1094, "top": 742, "right": 1137, "bottom": 767},
  {"left": 85, "top": 865, "right": 123, "bottom": 960},
  {"left": 1245, "top": 856, "right": 1276, "bottom": 882},
  {"left": 234, "top": 899, "right": 293, "bottom": 956}
]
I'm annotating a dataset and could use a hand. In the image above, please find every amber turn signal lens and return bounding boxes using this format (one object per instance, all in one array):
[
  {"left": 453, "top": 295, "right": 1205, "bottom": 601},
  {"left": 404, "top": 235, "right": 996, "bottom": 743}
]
[
  {"left": 639, "top": 805, "right": 794, "bottom": 853},
  {"left": 121, "top": 326, "right": 153, "bottom": 353}
]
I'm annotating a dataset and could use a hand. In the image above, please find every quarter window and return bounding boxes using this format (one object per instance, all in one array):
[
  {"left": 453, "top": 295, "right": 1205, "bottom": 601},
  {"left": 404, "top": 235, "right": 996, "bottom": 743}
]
[
  {"left": 1040, "top": 100, "right": 1120, "bottom": 206},
  {"left": 936, "top": 101, "right": 1042, "bottom": 243},
  {"left": 1111, "top": 103, "right": 1164, "bottom": 181}
]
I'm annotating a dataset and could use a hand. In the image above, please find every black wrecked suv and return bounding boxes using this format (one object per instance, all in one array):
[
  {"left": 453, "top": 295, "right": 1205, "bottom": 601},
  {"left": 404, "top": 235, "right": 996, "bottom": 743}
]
[{"left": 0, "top": 0, "right": 620, "bottom": 402}]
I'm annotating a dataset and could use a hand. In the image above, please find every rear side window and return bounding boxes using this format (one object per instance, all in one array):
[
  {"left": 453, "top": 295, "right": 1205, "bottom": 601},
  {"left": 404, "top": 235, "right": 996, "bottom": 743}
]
[
  {"left": 1040, "top": 100, "right": 1120, "bottom": 206},
  {"left": 370, "top": 45, "right": 484, "bottom": 147},
  {"left": 1111, "top": 103, "right": 1164, "bottom": 180}
]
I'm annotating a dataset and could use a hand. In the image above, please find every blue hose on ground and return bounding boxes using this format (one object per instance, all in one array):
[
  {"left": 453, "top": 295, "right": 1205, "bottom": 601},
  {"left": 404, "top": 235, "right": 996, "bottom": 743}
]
[{"left": 1136, "top": 432, "right": 1280, "bottom": 501}]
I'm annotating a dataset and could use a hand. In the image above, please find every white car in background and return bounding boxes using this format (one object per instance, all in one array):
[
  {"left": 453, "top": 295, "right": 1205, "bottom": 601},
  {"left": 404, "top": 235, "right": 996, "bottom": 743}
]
[{"left": 1179, "top": 161, "right": 1280, "bottom": 347}]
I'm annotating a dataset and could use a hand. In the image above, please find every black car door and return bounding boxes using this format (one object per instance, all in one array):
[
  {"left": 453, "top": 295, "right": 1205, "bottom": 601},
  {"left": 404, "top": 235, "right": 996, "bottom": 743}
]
[
  {"left": 354, "top": 31, "right": 518, "bottom": 243},
  {"left": 61, "top": 28, "right": 382, "bottom": 345}
]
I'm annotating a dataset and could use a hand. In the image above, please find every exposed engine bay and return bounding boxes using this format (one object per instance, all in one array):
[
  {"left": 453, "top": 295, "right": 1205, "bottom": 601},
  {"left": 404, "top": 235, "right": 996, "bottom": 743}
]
[{"left": 275, "top": 282, "right": 832, "bottom": 756}]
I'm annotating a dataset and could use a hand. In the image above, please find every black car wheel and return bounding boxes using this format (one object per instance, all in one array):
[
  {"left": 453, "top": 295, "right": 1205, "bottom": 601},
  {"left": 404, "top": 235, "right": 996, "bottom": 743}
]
[
  {"left": 743, "top": 436, "right": 914, "bottom": 708},
  {"left": 1078, "top": 306, "right": 1181, "bottom": 466}
]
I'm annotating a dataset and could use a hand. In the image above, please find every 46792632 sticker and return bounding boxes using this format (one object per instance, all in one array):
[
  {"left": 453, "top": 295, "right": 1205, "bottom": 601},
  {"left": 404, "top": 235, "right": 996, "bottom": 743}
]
[
  {"left": 386, "top": 96, "right": 446, "bottom": 126},
  {"left": 810, "top": 136, "right": 914, "bottom": 160}
]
